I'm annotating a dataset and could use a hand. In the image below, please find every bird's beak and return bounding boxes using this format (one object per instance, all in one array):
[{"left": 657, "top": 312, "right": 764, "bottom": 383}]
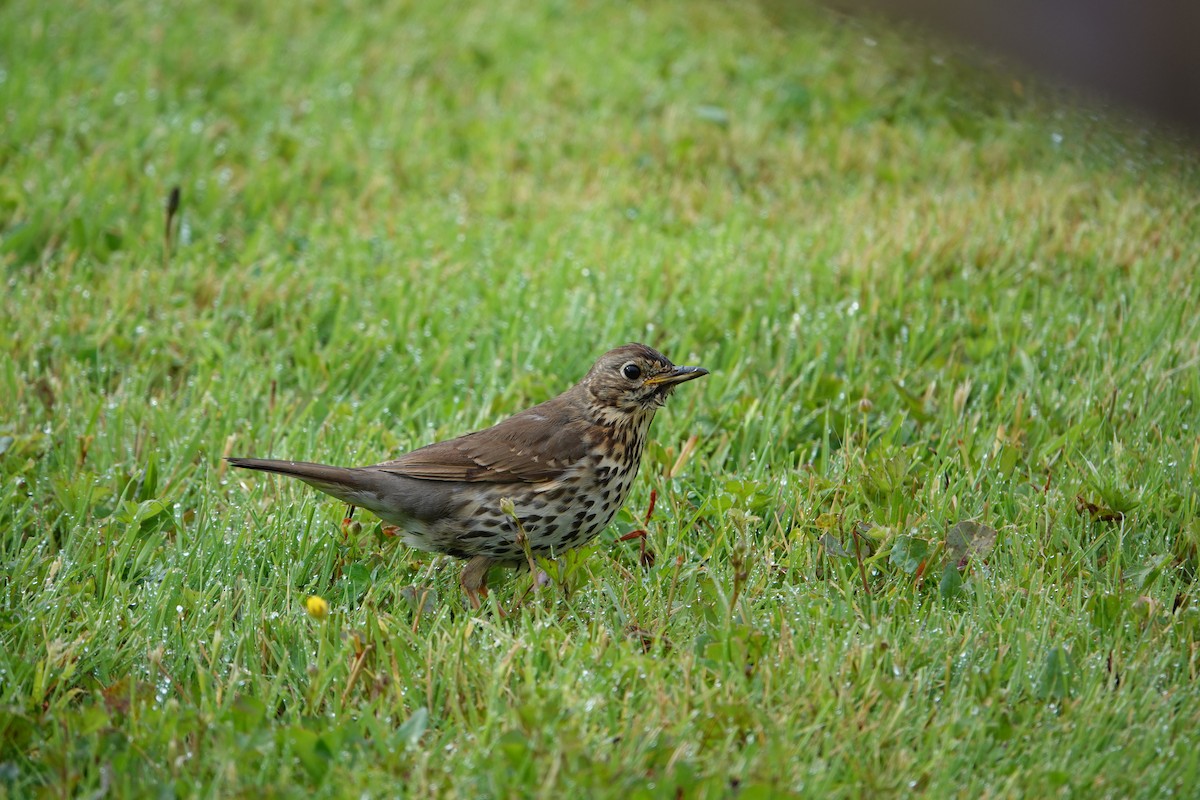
[{"left": 644, "top": 365, "right": 709, "bottom": 386}]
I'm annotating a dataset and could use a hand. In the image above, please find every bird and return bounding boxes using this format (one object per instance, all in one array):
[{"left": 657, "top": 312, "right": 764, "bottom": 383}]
[{"left": 227, "top": 343, "right": 708, "bottom": 607}]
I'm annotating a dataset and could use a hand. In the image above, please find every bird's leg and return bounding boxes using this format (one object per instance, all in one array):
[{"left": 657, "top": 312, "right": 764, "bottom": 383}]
[
  {"left": 534, "top": 563, "right": 555, "bottom": 589},
  {"left": 617, "top": 489, "right": 658, "bottom": 568},
  {"left": 511, "top": 555, "right": 555, "bottom": 592},
  {"left": 460, "top": 555, "right": 493, "bottom": 609},
  {"left": 341, "top": 505, "right": 357, "bottom": 533}
]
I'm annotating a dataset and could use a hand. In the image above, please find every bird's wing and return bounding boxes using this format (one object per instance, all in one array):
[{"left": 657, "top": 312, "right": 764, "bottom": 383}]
[{"left": 374, "top": 403, "right": 592, "bottom": 484}]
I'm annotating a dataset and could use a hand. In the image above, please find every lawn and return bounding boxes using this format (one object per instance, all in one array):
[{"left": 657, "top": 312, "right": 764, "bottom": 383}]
[{"left": 2, "top": 0, "right": 1199, "bottom": 796}]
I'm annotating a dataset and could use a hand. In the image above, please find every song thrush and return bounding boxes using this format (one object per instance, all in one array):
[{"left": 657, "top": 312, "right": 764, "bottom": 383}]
[{"left": 228, "top": 343, "right": 707, "bottom": 607}]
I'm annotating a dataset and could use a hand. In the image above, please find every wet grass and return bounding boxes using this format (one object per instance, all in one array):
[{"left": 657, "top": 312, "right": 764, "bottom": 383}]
[{"left": 3, "top": 0, "right": 1200, "bottom": 795}]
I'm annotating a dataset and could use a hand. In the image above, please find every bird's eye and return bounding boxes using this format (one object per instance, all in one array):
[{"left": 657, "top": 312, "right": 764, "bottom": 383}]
[{"left": 621, "top": 363, "right": 642, "bottom": 381}]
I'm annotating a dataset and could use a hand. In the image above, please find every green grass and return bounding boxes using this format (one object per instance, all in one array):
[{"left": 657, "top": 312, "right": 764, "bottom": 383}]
[{"left": 3, "top": 0, "right": 1200, "bottom": 795}]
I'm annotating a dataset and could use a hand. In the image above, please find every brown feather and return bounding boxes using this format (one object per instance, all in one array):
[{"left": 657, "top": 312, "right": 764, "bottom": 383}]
[{"left": 375, "top": 393, "right": 594, "bottom": 483}]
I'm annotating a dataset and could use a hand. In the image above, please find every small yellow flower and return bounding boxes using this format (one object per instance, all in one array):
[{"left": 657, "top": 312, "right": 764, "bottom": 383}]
[{"left": 305, "top": 595, "right": 330, "bottom": 621}]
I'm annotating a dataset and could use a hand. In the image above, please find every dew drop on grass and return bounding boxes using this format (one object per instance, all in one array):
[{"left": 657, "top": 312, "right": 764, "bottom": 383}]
[{"left": 155, "top": 676, "right": 172, "bottom": 704}]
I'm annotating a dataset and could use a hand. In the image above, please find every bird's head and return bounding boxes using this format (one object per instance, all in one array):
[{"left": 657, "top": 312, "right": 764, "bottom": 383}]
[{"left": 582, "top": 343, "right": 708, "bottom": 415}]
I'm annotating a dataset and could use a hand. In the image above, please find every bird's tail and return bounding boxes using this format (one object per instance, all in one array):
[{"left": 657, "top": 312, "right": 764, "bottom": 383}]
[{"left": 226, "top": 457, "right": 389, "bottom": 508}]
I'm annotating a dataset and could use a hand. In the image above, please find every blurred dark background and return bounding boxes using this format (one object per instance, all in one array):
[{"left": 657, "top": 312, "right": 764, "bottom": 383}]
[{"left": 800, "top": 0, "right": 1200, "bottom": 135}]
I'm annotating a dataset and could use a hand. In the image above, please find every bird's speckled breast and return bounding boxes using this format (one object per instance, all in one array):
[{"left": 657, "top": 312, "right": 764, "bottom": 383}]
[{"left": 399, "top": 408, "right": 658, "bottom": 564}]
